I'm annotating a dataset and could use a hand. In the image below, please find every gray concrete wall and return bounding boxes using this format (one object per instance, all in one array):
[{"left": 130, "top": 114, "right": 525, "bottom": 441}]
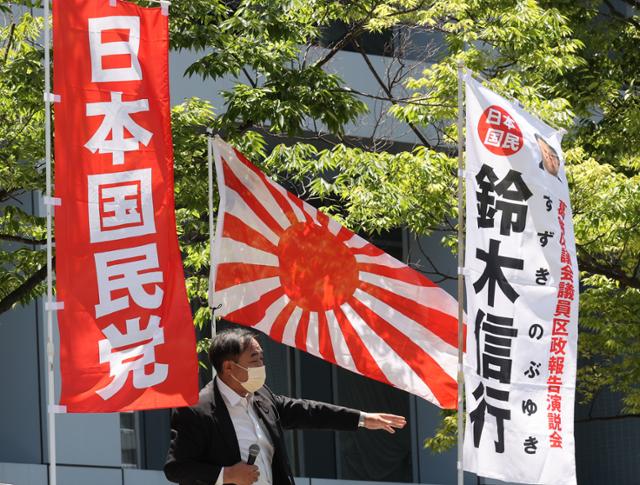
[
  {"left": 0, "top": 301, "right": 43, "bottom": 465},
  {"left": 0, "top": 194, "right": 44, "bottom": 466},
  {"left": 0, "top": 462, "right": 47, "bottom": 485}
]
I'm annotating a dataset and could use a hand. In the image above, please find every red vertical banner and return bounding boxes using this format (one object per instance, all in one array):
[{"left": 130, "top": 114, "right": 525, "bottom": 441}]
[{"left": 53, "top": 0, "right": 198, "bottom": 412}]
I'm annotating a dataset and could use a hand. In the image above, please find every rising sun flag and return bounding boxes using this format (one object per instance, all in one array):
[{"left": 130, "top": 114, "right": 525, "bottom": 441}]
[{"left": 209, "top": 137, "right": 460, "bottom": 408}]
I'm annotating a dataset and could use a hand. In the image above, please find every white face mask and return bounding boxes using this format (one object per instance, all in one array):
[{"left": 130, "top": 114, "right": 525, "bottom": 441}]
[{"left": 231, "top": 361, "right": 266, "bottom": 393}]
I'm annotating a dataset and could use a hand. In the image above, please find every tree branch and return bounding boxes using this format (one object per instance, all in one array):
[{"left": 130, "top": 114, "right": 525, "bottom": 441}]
[
  {"left": 578, "top": 249, "right": 640, "bottom": 289},
  {"left": 314, "top": 0, "right": 391, "bottom": 69},
  {"left": 415, "top": 237, "right": 456, "bottom": 281},
  {"left": 330, "top": 87, "right": 454, "bottom": 107},
  {"left": 314, "top": 23, "right": 367, "bottom": 69},
  {"left": 1, "top": 22, "right": 15, "bottom": 67},
  {"left": 386, "top": 1, "right": 432, "bottom": 18},
  {"left": 0, "top": 257, "right": 52, "bottom": 315},
  {"left": 242, "top": 67, "right": 257, "bottom": 88},
  {"left": 353, "top": 39, "right": 434, "bottom": 149}
]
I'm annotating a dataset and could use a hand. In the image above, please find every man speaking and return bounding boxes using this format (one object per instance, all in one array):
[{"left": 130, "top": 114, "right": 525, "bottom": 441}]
[{"left": 164, "top": 328, "right": 406, "bottom": 485}]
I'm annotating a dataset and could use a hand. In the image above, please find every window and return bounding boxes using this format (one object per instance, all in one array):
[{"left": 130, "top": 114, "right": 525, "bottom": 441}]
[
  {"left": 318, "top": 21, "right": 394, "bottom": 57},
  {"left": 318, "top": 21, "right": 445, "bottom": 63},
  {"left": 120, "top": 411, "right": 140, "bottom": 467}
]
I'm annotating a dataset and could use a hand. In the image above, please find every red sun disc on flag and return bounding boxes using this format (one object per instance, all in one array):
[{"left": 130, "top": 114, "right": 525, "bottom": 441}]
[
  {"left": 477, "top": 105, "right": 523, "bottom": 156},
  {"left": 278, "top": 222, "right": 359, "bottom": 311}
]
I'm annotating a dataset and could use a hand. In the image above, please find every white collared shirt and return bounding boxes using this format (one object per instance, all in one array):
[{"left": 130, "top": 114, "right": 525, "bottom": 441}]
[{"left": 215, "top": 377, "right": 275, "bottom": 485}]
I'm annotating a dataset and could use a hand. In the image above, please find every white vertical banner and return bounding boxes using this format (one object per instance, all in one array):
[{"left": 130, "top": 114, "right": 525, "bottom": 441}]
[{"left": 463, "top": 74, "right": 578, "bottom": 485}]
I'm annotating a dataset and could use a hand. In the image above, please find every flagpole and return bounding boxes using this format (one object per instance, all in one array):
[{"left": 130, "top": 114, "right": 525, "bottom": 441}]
[
  {"left": 207, "top": 134, "right": 216, "bottom": 347},
  {"left": 43, "top": 1, "right": 57, "bottom": 484},
  {"left": 456, "top": 59, "right": 466, "bottom": 485}
]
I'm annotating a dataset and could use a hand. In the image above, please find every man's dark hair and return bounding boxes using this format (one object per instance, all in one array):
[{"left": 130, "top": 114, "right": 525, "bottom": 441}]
[
  {"left": 534, "top": 133, "right": 558, "bottom": 156},
  {"left": 208, "top": 328, "right": 257, "bottom": 373}
]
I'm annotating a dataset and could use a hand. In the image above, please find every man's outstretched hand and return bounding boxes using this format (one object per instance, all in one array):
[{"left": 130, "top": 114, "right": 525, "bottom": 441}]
[{"left": 363, "top": 413, "right": 407, "bottom": 434}]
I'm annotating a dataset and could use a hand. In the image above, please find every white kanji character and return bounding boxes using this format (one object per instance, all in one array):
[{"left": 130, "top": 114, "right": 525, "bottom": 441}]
[
  {"left": 85, "top": 91, "right": 153, "bottom": 165},
  {"left": 88, "top": 168, "right": 156, "bottom": 243},
  {"left": 96, "top": 315, "right": 168, "bottom": 400},
  {"left": 502, "top": 132, "right": 521, "bottom": 151},
  {"left": 94, "top": 243, "right": 164, "bottom": 318},
  {"left": 502, "top": 115, "right": 516, "bottom": 130},
  {"left": 487, "top": 108, "right": 502, "bottom": 125},
  {"left": 88, "top": 16, "right": 142, "bottom": 83},
  {"left": 484, "top": 128, "right": 505, "bottom": 147}
]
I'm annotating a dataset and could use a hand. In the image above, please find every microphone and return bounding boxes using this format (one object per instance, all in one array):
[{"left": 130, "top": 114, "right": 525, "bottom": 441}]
[{"left": 247, "top": 444, "right": 260, "bottom": 465}]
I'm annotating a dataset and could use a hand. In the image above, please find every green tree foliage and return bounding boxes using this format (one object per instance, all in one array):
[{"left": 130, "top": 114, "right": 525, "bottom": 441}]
[
  {"left": 1, "top": 0, "right": 638, "bottom": 445},
  {"left": 0, "top": 10, "right": 46, "bottom": 314}
]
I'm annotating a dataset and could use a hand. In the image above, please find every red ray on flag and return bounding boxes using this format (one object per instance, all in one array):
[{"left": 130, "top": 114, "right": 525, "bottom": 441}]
[{"left": 209, "top": 137, "right": 461, "bottom": 409}]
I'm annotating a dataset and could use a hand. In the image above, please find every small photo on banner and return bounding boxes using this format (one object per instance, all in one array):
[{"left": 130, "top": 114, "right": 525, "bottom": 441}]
[
  {"left": 463, "top": 73, "right": 578, "bottom": 485},
  {"left": 208, "top": 137, "right": 461, "bottom": 410},
  {"left": 53, "top": 0, "right": 198, "bottom": 412}
]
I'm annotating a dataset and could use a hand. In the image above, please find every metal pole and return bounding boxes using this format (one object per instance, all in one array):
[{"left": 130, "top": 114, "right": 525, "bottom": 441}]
[
  {"left": 456, "top": 60, "right": 466, "bottom": 485},
  {"left": 207, "top": 136, "right": 227, "bottom": 383},
  {"left": 43, "top": 1, "right": 57, "bottom": 484},
  {"left": 207, "top": 136, "right": 216, "bottom": 356}
]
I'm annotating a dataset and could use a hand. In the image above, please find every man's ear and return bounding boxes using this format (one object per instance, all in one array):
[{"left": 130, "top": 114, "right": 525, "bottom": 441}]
[{"left": 221, "top": 359, "right": 233, "bottom": 376}]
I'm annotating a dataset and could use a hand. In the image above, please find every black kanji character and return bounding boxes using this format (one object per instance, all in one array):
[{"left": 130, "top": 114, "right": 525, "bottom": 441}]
[
  {"left": 470, "top": 382, "right": 511, "bottom": 453},
  {"left": 475, "top": 309, "right": 518, "bottom": 384},
  {"left": 474, "top": 239, "right": 524, "bottom": 306},
  {"left": 475, "top": 164, "right": 531, "bottom": 235},
  {"left": 476, "top": 164, "right": 499, "bottom": 228}
]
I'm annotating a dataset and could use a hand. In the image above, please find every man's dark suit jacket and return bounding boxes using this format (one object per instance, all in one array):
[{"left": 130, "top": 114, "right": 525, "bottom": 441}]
[{"left": 164, "top": 379, "right": 360, "bottom": 485}]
